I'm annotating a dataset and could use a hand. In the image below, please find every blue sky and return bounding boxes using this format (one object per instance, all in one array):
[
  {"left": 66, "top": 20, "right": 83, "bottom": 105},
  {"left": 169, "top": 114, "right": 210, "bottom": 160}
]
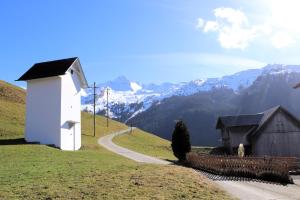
[{"left": 1, "top": 0, "right": 300, "bottom": 86}]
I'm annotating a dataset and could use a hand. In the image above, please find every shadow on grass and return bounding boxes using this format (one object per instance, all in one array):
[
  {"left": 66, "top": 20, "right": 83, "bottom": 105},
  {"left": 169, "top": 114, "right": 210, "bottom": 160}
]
[
  {"left": 82, "top": 134, "right": 96, "bottom": 137},
  {"left": 165, "top": 159, "right": 177, "bottom": 164},
  {"left": 0, "top": 138, "right": 38, "bottom": 145}
]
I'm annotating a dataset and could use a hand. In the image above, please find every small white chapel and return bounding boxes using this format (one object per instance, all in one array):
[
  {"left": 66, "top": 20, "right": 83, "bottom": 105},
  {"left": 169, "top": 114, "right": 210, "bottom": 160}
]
[{"left": 17, "top": 57, "right": 88, "bottom": 150}]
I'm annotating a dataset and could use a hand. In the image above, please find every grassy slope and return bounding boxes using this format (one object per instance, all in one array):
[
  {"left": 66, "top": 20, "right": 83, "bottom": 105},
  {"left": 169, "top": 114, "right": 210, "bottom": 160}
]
[
  {"left": 0, "top": 81, "right": 26, "bottom": 139},
  {"left": 81, "top": 111, "right": 128, "bottom": 150},
  {"left": 113, "top": 128, "right": 176, "bottom": 160},
  {"left": 192, "top": 147, "right": 214, "bottom": 154},
  {"left": 0, "top": 81, "right": 232, "bottom": 200}
]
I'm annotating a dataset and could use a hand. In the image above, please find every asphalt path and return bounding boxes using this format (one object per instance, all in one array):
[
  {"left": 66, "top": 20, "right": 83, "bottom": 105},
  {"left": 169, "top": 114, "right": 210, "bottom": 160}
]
[
  {"left": 98, "top": 128, "right": 300, "bottom": 199},
  {"left": 98, "top": 128, "right": 170, "bottom": 165},
  {"left": 199, "top": 170, "right": 300, "bottom": 200}
]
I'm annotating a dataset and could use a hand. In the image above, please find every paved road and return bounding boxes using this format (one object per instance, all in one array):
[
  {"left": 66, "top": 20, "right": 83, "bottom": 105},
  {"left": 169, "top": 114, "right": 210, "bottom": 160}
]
[
  {"left": 99, "top": 129, "right": 300, "bottom": 199},
  {"left": 98, "top": 128, "right": 170, "bottom": 165},
  {"left": 216, "top": 179, "right": 300, "bottom": 200},
  {"left": 199, "top": 171, "right": 300, "bottom": 200}
]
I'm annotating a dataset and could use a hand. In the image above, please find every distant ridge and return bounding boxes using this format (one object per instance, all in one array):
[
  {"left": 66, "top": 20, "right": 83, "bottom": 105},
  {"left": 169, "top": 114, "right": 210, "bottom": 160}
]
[
  {"left": 82, "top": 64, "right": 300, "bottom": 123},
  {"left": 128, "top": 70, "right": 300, "bottom": 146}
]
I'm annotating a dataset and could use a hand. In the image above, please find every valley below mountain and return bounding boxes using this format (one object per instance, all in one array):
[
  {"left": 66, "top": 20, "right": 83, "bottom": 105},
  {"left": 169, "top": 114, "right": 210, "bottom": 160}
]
[{"left": 82, "top": 65, "right": 300, "bottom": 146}]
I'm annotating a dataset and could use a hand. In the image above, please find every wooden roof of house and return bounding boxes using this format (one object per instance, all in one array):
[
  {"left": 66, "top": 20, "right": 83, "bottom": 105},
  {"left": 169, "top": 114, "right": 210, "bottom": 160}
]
[
  {"left": 216, "top": 114, "right": 263, "bottom": 129},
  {"left": 216, "top": 105, "right": 299, "bottom": 133},
  {"left": 16, "top": 57, "right": 88, "bottom": 88}
]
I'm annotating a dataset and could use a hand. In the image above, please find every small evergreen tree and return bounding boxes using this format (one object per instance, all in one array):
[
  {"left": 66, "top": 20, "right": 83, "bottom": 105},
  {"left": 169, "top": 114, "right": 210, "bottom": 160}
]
[{"left": 171, "top": 120, "right": 191, "bottom": 161}]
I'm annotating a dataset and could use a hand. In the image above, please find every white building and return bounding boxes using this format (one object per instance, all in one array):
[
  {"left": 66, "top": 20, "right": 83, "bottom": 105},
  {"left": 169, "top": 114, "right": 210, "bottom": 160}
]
[{"left": 17, "top": 57, "right": 88, "bottom": 150}]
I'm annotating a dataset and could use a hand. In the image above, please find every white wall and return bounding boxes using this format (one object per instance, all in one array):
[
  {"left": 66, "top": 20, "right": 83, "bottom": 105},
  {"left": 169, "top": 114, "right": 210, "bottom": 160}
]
[
  {"left": 25, "top": 77, "right": 62, "bottom": 147},
  {"left": 60, "top": 69, "right": 82, "bottom": 150},
  {"left": 25, "top": 61, "right": 84, "bottom": 151}
]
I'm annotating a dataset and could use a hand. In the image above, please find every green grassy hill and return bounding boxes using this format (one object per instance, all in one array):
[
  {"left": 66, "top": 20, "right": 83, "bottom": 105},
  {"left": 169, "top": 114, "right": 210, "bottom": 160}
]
[
  {"left": 113, "top": 129, "right": 176, "bottom": 160},
  {"left": 0, "top": 81, "right": 26, "bottom": 139},
  {"left": 0, "top": 80, "right": 232, "bottom": 200}
]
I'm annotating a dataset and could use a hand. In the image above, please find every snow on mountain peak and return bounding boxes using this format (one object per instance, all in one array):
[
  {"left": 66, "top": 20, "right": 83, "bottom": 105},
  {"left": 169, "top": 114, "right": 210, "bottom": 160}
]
[
  {"left": 130, "top": 82, "right": 142, "bottom": 92},
  {"left": 192, "top": 79, "right": 206, "bottom": 85},
  {"left": 82, "top": 64, "right": 300, "bottom": 121},
  {"left": 262, "top": 64, "right": 300, "bottom": 76},
  {"left": 102, "top": 76, "right": 132, "bottom": 91}
]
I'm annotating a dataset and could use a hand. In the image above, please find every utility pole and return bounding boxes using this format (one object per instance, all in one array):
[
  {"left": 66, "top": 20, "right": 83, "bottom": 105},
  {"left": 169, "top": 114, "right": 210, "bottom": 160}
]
[
  {"left": 106, "top": 87, "right": 109, "bottom": 127},
  {"left": 88, "top": 82, "right": 99, "bottom": 137}
]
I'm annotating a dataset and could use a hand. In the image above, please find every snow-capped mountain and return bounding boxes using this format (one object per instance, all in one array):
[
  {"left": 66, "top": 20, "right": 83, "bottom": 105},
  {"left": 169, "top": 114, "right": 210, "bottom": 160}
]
[
  {"left": 81, "top": 76, "right": 181, "bottom": 121},
  {"left": 81, "top": 64, "right": 300, "bottom": 122}
]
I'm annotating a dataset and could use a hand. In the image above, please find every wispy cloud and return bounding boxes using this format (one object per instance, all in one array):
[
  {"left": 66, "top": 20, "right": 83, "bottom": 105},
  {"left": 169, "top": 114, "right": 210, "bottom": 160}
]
[
  {"left": 125, "top": 52, "right": 266, "bottom": 70},
  {"left": 196, "top": 8, "right": 269, "bottom": 49},
  {"left": 196, "top": 3, "right": 300, "bottom": 49},
  {"left": 120, "top": 52, "right": 267, "bottom": 81},
  {"left": 271, "top": 31, "right": 294, "bottom": 48},
  {"left": 83, "top": 53, "right": 267, "bottom": 83}
]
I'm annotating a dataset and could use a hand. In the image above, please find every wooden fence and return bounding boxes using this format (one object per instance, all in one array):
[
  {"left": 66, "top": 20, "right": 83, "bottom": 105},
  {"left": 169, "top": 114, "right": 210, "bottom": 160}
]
[{"left": 185, "top": 152, "right": 299, "bottom": 183}]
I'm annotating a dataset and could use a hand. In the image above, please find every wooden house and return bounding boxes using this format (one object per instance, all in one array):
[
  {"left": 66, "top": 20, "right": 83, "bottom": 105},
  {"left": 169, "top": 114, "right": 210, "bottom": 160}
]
[
  {"left": 216, "top": 106, "right": 300, "bottom": 158},
  {"left": 17, "top": 57, "right": 88, "bottom": 151}
]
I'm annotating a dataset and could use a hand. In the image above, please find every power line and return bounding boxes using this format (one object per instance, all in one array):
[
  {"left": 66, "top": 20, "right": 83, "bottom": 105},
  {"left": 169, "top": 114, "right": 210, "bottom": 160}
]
[
  {"left": 87, "top": 82, "right": 99, "bottom": 137},
  {"left": 106, "top": 87, "right": 109, "bottom": 127}
]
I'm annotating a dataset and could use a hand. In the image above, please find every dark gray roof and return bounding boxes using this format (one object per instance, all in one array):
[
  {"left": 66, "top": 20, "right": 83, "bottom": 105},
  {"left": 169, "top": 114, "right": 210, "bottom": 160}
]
[
  {"left": 17, "top": 57, "right": 78, "bottom": 81},
  {"left": 216, "top": 105, "right": 283, "bottom": 130},
  {"left": 254, "top": 105, "right": 280, "bottom": 132},
  {"left": 216, "top": 114, "right": 263, "bottom": 129},
  {"left": 217, "top": 105, "right": 300, "bottom": 140}
]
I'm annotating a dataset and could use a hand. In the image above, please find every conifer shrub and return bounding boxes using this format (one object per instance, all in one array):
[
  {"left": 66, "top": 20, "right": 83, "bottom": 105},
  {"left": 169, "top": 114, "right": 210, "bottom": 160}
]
[{"left": 171, "top": 120, "right": 191, "bottom": 161}]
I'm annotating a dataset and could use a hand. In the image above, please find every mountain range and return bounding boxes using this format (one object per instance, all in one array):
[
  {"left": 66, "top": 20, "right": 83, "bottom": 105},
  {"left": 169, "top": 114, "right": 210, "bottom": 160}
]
[{"left": 82, "top": 64, "right": 300, "bottom": 146}]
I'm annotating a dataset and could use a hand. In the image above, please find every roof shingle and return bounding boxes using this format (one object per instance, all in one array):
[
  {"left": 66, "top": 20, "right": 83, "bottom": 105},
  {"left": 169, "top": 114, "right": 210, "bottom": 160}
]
[
  {"left": 17, "top": 57, "right": 77, "bottom": 81},
  {"left": 216, "top": 105, "right": 300, "bottom": 136},
  {"left": 216, "top": 114, "right": 263, "bottom": 129}
]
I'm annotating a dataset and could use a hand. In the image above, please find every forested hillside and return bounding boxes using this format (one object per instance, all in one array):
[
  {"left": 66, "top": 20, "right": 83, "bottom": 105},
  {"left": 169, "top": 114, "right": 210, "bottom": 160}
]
[{"left": 129, "top": 72, "right": 300, "bottom": 146}]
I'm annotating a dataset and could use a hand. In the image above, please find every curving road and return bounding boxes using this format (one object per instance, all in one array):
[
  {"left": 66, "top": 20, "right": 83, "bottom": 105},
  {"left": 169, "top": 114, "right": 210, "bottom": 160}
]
[
  {"left": 215, "top": 178, "right": 300, "bottom": 200},
  {"left": 199, "top": 171, "right": 300, "bottom": 200},
  {"left": 98, "top": 128, "right": 170, "bottom": 165},
  {"left": 98, "top": 128, "right": 300, "bottom": 199}
]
